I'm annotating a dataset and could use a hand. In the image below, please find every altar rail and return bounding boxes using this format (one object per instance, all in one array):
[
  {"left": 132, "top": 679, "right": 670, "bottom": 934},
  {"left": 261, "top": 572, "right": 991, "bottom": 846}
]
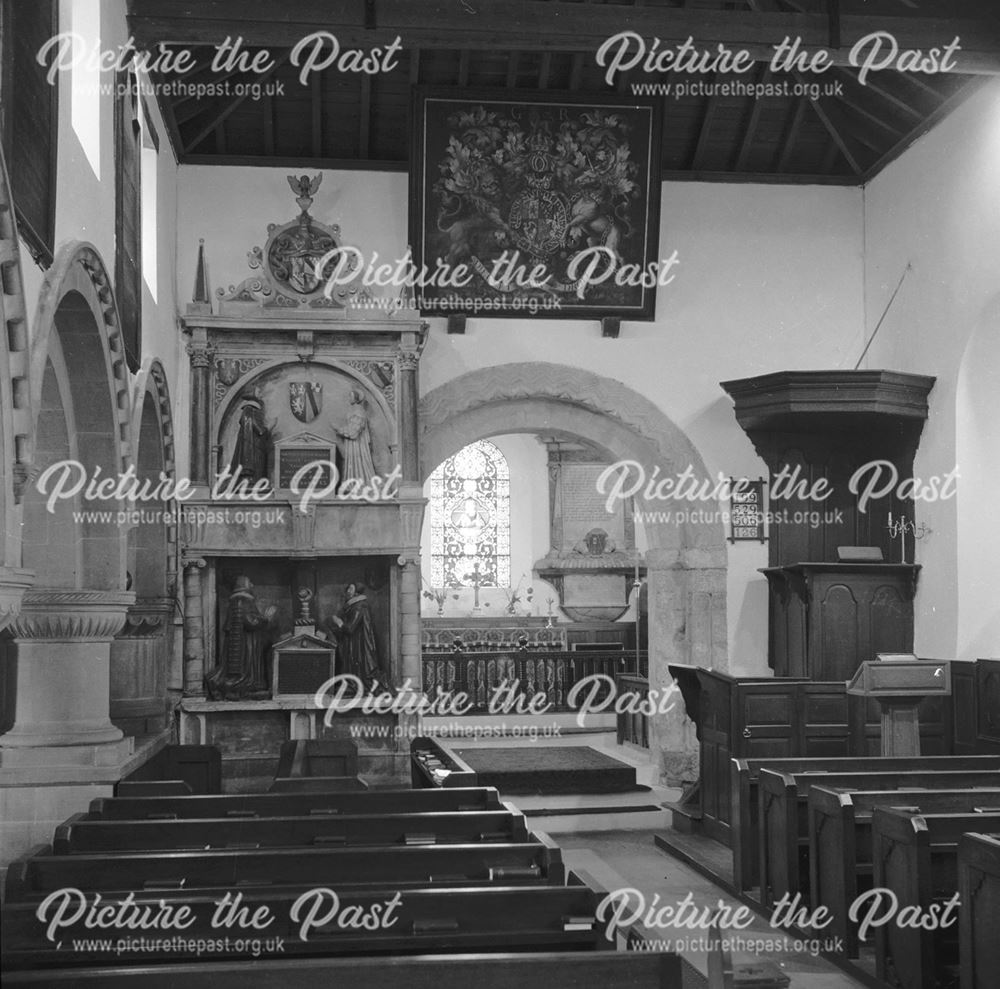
[{"left": 422, "top": 650, "right": 647, "bottom": 714}]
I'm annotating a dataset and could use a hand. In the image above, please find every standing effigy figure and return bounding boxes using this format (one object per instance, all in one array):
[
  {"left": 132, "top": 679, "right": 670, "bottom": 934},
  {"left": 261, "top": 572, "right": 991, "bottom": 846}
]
[
  {"left": 229, "top": 395, "right": 271, "bottom": 484},
  {"left": 336, "top": 389, "right": 377, "bottom": 489}
]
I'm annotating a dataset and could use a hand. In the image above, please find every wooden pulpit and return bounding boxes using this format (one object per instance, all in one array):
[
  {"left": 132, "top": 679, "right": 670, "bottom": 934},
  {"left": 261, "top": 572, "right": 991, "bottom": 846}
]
[{"left": 846, "top": 655, "right": 952, "bottom": 756}]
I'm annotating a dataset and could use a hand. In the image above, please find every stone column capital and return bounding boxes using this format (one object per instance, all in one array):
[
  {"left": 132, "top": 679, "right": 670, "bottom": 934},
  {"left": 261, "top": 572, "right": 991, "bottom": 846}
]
[
  {"left": 396, "top": 349, "right": 420, "bottom": 373},
  {"left": 9, "top": 588, "right": 135, "bottom": 641},
  {"left": 116, "top": 596, "right": 176, "bottom": 639},
  {"left": 185, "top": 343, "right": 216, "bottom": 368},
  {"left": 0, "top": 566, "right": 35, "bottom": 634}
]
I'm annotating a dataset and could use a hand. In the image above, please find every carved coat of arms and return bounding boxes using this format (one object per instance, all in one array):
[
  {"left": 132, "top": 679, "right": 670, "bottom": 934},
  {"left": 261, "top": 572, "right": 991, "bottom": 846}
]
[
  {"left": 289, "top": 380, "right": 323, "bottom": 423},
  {"left": 216, "top": 358, "right": 241, "bottom": 387}
]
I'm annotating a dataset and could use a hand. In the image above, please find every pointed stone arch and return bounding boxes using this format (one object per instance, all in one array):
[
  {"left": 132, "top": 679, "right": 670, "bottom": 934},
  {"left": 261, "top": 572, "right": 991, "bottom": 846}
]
[{"left": 419, "top": 363, "right": 728, "bottom": 782}]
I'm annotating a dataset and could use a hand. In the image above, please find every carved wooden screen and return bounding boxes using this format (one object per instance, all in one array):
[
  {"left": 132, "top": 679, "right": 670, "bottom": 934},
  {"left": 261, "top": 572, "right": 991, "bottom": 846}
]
[{"left": 428, "top": 440, "right": 510, "bottom": 589}]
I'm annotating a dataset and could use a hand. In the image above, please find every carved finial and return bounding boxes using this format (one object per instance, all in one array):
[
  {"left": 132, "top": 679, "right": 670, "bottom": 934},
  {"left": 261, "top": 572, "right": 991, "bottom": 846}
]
[
  {"left": 190, "top": 238, "right": 212, "bottom": 313},
  {"left": 287, "top": 173, "right": 322, "bottom": 215}
]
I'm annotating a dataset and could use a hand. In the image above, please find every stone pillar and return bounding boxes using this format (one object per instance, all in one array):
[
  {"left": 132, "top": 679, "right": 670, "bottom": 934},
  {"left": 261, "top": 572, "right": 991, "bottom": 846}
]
[
  {"left": 396, "top": 349, "right": 420, "bottom": 482},
  {"left": 186, "top": 342, "right": 214, "bottom": 486},
  {"left": 0, "top": 588, "right": 133, "bottom": 752},
  {"left": 182, "top": 557, "right": 207, "bottom": 697},
  {"left": 645, "top": 546, "right": 727, "bottom": 786},
  {"left": 397, "top": 556, "right": 421, "bottom": 690}
]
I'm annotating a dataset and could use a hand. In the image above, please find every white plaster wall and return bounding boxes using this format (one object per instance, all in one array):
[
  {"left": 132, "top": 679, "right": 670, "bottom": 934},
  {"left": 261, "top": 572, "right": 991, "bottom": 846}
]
[
  {"left": 860, "top": 79, "right": 1000, "bottom": 662},
  {"left": 17, "top": 0, "right": 182, "bottom": 466},
  {"left": 177, "top": 166, "right": 866, "bottom": 671}
]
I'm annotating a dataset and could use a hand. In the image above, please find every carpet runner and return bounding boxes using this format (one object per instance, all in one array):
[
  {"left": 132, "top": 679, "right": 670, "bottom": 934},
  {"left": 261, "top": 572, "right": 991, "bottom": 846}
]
[{"left": 453, "top": 746, "right": 639, "bottom": 795}]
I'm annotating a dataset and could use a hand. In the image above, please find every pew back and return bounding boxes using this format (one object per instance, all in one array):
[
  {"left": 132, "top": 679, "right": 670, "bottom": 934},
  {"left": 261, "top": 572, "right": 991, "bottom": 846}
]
[
  {"left": 958, "top": 832, "right": 1000, "bottom": 989},
  {"left": 52, "top": 808, "right": 528, "bottom": 854},
  {"left": 730, "top": 756, "right": 1000, "bottom": 889},
  {"left": 872, "top": 809, "right": 1000, "bottom": 989},
  {"left": 757, "top": 769, "right": 1000, "bottom": 903},
  {"left": 6, "top": 839, "right": 566, "bottom": 902},
  {"left": 2, "top": 882, "right": 612, "bottom": 968},
  {"left": 808, "top": 787, "right": 1000, "bottom": 957},
  {"left": 88, "top": 787, "right": 504, "bottom": 820},
  {"left": 0, "top": 950, "right": 684, "bottom": 989}
]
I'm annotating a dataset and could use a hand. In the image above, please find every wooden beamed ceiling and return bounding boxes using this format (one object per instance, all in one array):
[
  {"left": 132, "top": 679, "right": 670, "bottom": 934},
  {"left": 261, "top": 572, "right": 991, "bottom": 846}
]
[{"left": 128, "top": 0, "right": 1000, "bottom": 184}]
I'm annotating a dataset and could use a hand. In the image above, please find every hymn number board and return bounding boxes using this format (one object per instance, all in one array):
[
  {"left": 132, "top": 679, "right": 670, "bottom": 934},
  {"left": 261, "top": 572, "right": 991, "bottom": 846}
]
[{"left": 729, "top": 478, "right": 766, "bottom": 543}]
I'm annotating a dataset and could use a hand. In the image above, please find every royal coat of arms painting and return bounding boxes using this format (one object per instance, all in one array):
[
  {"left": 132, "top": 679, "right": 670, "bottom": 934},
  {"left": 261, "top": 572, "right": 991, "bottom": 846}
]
[{"left": 410, "top": 88, "right": 663, "bottom": 320}]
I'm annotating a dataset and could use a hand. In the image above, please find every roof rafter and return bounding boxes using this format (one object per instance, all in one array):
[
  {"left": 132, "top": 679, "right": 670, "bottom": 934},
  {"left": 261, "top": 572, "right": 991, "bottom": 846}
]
[{"left": 126, "top": 1, "right": 1000, "bottom": 73}]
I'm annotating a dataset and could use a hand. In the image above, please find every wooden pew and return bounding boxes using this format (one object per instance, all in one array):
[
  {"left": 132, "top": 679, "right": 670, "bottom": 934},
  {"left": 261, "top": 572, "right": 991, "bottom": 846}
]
[
  {"left": 274, "top": 740, "right": 359, "bottom": 778},
  {"left": 114, "top": 781, "right": 192, "bottom": 797},
  {"left": 6, "top": 838, "right": 566, "bottom": 902},
  {"left": 958, "top": 832, "right": 1000, "bottom": 989},
  {"left": 52, "top": 807, "right": 528, "bottom": 854},
  {"left": 87, "top": 786, "right": 504, "bottom": 820},
  {"left": 270, "top": 740, "right": 366, "bottom": 792},
  {"left": 412, "top": 738, "right": 478, "bottom": 788},
  {"left": 1, "top": 878, "right": 612, "bottom": 969},
  {"left": 730, "top": 754, "right": 1000, "bottom": 890},
  {"left": 872, "top": 808, "right": 1000, "bottom": 989},
  {"left": 0, "top": 949, "right": 684, "bottom": 989},
  {"left": 268, "top": 776, "right": 369, "bottom": 792},
  {"left": 757, "top": 768, "right": 1000, "bottom": 905},
  {"left": 809, "top": 786, "right": 1000, "bottom": 957}
]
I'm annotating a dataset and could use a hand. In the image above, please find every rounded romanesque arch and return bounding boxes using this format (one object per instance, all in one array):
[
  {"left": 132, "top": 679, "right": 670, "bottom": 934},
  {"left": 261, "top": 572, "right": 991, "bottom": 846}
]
[
  {"left": 28, "top": 241, "right": 132, "bottom": 472},
  {"left": 112, "top": 358, "right": 178, "bottom": 735},
  {"left": 2, "top": 241, "right": 134, "bottom": 753},
  {"left": 129, "top": 358, "right": 176, "bottom": 596},
  {"left": 0, "top": 146, "right": 34, "bottom": 630},
  {"left": 419, "top": 363, "right": 728, "bottom": 783},
  {"left": 22, "top": 241, "right": 134, "bottom": 593}
]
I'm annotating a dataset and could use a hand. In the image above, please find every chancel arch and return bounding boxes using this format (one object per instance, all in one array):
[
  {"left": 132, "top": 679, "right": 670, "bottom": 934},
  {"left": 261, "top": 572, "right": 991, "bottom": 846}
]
[{"left": 419, "top": 363, "right": 728, "bottom": 782}]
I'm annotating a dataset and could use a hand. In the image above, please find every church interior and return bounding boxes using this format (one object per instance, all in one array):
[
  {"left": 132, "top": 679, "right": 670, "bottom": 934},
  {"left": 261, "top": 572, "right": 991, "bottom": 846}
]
[{"left": 0, "top": 1, "right": 998, "bottom": 987}]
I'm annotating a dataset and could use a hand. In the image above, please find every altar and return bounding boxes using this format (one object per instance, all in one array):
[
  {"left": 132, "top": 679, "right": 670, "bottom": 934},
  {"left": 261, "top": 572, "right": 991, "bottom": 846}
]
[{"left": 176, "top": 177, "right": 426, "bottom": 790}]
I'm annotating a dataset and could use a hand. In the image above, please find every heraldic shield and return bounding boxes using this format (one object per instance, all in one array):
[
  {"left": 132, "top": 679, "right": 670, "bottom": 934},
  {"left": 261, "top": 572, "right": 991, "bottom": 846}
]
[{"left": 289, "top": 380, "right": 323, "bottom": 423}]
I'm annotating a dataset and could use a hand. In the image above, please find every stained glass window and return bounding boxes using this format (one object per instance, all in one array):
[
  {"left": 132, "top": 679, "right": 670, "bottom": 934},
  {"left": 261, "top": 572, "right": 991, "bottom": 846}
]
[{"left": 428, "top": 440, "right": 510, "bottom": 588}]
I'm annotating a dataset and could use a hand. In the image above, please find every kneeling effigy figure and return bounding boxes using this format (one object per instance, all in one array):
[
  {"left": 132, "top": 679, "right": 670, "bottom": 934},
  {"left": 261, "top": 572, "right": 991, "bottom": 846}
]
[{"left": 206, "top": 576, "right": 276, "bottom": 700}]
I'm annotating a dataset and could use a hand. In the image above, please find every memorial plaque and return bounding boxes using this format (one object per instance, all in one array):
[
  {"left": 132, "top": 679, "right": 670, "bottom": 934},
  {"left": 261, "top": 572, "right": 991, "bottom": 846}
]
[
  {"left": 272, "top": 638, "right": 336, "bottom": 698},
  {"left": 560, "top": 464, "right": 625, "bottom": 548},
  {"left": 277, "top": 447, "right": 334, "bottom": 489}
]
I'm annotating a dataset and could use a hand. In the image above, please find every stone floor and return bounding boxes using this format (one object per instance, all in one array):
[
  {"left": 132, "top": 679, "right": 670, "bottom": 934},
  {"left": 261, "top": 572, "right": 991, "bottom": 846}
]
[{"left": 489, "top": 732, "right": 870, "bottom": 989}]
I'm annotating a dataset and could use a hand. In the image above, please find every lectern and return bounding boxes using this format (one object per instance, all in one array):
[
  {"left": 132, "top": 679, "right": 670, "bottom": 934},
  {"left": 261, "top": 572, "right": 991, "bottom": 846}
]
[{"left": 846, "top": 655, "right": 951, "bottom": 756}]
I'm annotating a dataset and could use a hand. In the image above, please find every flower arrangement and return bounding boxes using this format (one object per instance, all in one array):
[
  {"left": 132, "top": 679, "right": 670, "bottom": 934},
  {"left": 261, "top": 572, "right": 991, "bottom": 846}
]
[
  {"left": 502, "top": 573, "right": 535, "bottom": 616},
  {"left": 421, "top": 578, "right": 459, "bottom": 616}
]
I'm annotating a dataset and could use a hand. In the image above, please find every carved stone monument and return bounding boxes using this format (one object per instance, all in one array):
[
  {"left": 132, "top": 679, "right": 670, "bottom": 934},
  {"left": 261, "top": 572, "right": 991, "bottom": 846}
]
[
  {"left": 177, "top": 177, "right": 427, "bottom": 788},
  {"left": 534, "top": 439, "right": 644, "bottom": 620}
]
